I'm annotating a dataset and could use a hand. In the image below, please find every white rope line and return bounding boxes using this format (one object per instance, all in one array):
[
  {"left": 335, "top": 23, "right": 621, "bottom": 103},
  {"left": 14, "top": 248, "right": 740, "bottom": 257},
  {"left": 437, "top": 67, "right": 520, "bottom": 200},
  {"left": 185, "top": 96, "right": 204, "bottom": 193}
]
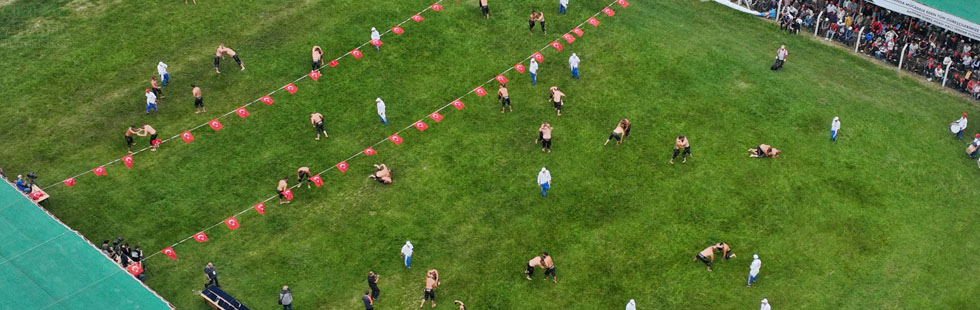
[
  {"left": 40, "top": 0, "right": 448, "bottom": 191},
  {"left": 141, "top": 0, "right": 623, "bottom": 261}
]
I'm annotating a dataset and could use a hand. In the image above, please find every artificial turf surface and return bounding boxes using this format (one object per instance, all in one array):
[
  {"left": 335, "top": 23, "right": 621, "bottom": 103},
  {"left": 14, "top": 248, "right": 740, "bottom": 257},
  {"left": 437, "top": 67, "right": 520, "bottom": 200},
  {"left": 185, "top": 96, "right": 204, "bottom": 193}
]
[{"left": 1, "top": 0, "right": 979, "bottom": 309}]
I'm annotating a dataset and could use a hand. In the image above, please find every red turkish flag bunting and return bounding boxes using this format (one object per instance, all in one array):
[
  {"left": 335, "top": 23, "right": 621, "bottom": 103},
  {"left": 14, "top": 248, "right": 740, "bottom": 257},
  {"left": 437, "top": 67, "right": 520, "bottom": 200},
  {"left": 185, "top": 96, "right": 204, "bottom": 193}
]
[
  {"left": 352, "top": 49, "right": 363, "bottom": 59},
  {"left": 451, "top": 100, "right": 465, "bottom": 110},
  {"left": 572, "top": 27, "right": 584, "bottom": 37},
  {"left": 254, "top": 202, "right": 266, "bottom": 214},
  {"left": 603, "top": 7, "right": 615, "bottom": 16},
  {"left": 429, "top": 111, "right": 444, "bottom": 122},
  {"left": 63, "top": 178, "right": 75, "bottom": 187},
  {"left": 495, "top": 75, "right": 509, "bottom": 84},
  {"left": 93, "top": 166, "right": 106, "bottom": 176},
  {"left": 181, "top": 131, "right": 194, "bottom": 144},
  {"left": 209, "top": 119, "right": 223, "bottom": 131},
  {"left": 30, "top": 191, "right": 43, "bottom": 200},
  {"left": 236, "top": 107, "right": 249, "bottom": 118},
  {"left": 514, "top": 63, "right": 526, "bottom": 74},
  {"left": 412, "top": 14, "right": 424, "bottom": 22},
  {"left": 371, "top": 39, "right": 383, "bottom": 47},
  {"left": 389, "top": 133, "right": 404, "bottom": 145},
  {"left": 285, "top": 83, "right": 298, "bottom": 94},
  {"left": 311, "top": 174, "right": 323, "bottom": 187},
  {"left": 122, "top": 155, "right": 134, "bottom": 169},
  {"left": 328, "top": 59, "right": 339, "bottom": 67},
  {"left": 283, "top": 189, "right": 294, "bottom": 201},
  {"left": 127, "top": 263, "right": 143, "bottom": 276},
  {"left": 336, "top": 161, "right": 349, "bottom": 173},
  {"left": 588, "top": 17, "right": 600, "bottom": 26},
  {"left": 431, "top": 3, "right": 443, "bottom": 11},
  {"left": 225, "top": 217, "right": 240, "bottom": 230},
  {"left": 161, "top": 247, "right": 177, "bottom": 260},
  {"left": 261, "top": 95, "right": 275, "bottom": 105},
  {"left": 551, "top": 41, "right": 564, "bottom": 51},
  {"left": 474, "top": 86, "right": 487, "bottom": 97},
  {"left": 309, "top": 70, "right": 321, "bottom": 81},
  {"left": 532, "top": 52, "right": 544, "bottom": 63},
  {"left": 617, "top": 0, "right": 629, "bottom": 8},
  {"left": 392, "top": 26, "right": 405, "bottom": 35},
  {"left": 562, "top": 33, "right": 576, "bottom": 44},
  {"left": 152, "top": 139, "right": 162, "bottom": 147},
  {"left": 193, "top": 232, "right": 209, "bottom": 243},
  {"left": 364, "top": 147, "right": 377, "bottom": 156},
  {"left": 414, "top": 120, "right": 429, "bottom": 131}
]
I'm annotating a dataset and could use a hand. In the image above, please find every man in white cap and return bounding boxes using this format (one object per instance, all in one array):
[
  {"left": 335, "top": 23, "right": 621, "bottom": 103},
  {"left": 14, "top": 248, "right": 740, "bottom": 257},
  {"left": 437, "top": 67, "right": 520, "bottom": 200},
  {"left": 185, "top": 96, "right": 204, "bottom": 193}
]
[
  {"left": 529, "top": 58, "right": 539, "bottom": 86},
  {"left": 370, "top": 27, "right": 381, "bottom": 51},
  {"left": 157, "top": 61, "right": 169, "bottom": 86},
  {"left": 625, "top": 299, "right": 636, "bottom": 310},
  {"left": 537, "top": 167, "right": 551, "bottom": 197},
  {"left": 144, "top": 89, "right": 158, "bottom": 115},
  {"left": 376, "top": 98, "right": 387, "bottom": 125},
  {"left": 400, "top": 241, "right": 414, "bottom": 269},
  {"left": 830, "top": 117, "right": 840, "bottom": 141},
  {"left": 955, "top": 113, "right": 968, "bottom": 140},
  {"left": 568, "top": 53, "right": 580, "bottom": 79},
  {"left": 760, "top": 298, "right": 771, "bottom": 310},
  {"left": 747, "top": 254, "right": 762, "bottom": 287}
]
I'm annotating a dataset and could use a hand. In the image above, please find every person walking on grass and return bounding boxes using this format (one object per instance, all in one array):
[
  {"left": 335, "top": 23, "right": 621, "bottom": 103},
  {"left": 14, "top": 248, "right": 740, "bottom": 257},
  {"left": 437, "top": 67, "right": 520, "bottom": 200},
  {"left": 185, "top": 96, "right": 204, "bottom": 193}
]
[
  {"left": 954, "top": 113, "right": 968, "bottom": 140},
  {"left": 559, "top": 0, "right": 569, "bottom": 14},
  {"left": 214, "top": 44, "right": 245, "bottom": 73},
  {"left": 568, "top": 53, "right": 581, "bottom": 79},
  {"left": 670, "top": 135, "right": 691, "bottom": 164},
  {"left": 401, "top": 241, "right": 414, "bottom": 269},
  {"left": 125, "top": 125, "right": 140, "bottom": 153},
  {"left": 536, "top": 122, "right": 553, "bottom": 153},
  {"left": 529, "top": 58, "right": 539, "bottom": 86},
  {"left": 771, "top": 45, "right": 788, "bottom": 71},
  {"left": 203, "top": 262, "right": 219, "bottom": 289},
  {"left": 420, "top": 269, "right": 440, "bottom": 308},
  {"left": 363, "top": 291, "right": 374, "bottom": 310},
  {"left": 498, "top": 83, "right": 512, "bottom": 113},
  {"left": 376, "top": 98, "right": 388, "bottom": 125},
  {"left": 278, "top": 285, "right": 293, "bottom": 310},
  {"left": 157, "top": 61, "right": 169, "bottom": 86},
  {"left": 150, "top": 76, "right": 164, "bottom": 98},
  {"left": 537, "top": 167, "right": 552, "bottom": 197},
  {"left": 144, "top": 89, "right": 158, "bottom": 115},
  {"left": 760, "top": 298, "right": 771, "bottom": 310},
  {"left": 548, "top": 86, "right": 565, "bottom": 116},
  {"left": 277, "top": 177, "right": 290, "bottom": 204},
  {"left": 312, "top": 46, "right": 323, "bottom": 70},
  {"left": 191, "top": 84, "right": 205, "bottom": 114},
  {"left": 479, "top": 0, "right": 489, "bottom": 19},
  {"left": 368, "top": 271, "right": 381, "bottom": 301},
  {"left": 747, "top": 254, "right": 762, "bottom": 287},
  {"left": 310, "top": 112, "right": 328, "bottom": 140},
  {"left": 135, "top": 124, "right": 158, "bottom": 152},
  {"left": 370, "top": 27, "right": 381, "bottom": 51},
  {"left": 831, "top": 117, "right": 841, "bottom": 141}
]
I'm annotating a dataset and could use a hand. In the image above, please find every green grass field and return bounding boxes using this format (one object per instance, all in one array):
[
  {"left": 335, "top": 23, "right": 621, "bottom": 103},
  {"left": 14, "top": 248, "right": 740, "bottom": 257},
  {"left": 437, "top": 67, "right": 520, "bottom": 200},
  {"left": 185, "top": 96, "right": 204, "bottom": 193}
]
[{"left": 2, "top": 0, "right": 979, "bottom": 309}]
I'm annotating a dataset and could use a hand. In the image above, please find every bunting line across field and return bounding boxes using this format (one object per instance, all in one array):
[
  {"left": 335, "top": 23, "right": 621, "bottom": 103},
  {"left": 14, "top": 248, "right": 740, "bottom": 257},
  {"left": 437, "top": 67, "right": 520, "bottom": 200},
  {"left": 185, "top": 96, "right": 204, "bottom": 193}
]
[
  {"left": 41, "top": 0, "right": 451, "bottom": 191},
  {"left": 143, "top": 0, "right": 630, "bottom": 262}
]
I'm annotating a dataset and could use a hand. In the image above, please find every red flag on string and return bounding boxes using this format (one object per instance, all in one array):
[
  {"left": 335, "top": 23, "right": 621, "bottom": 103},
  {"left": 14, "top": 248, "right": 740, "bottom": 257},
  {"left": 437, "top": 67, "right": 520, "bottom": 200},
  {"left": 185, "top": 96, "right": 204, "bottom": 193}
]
[
  {"left": 63, "top": 178, "right": 75, "bottom": 187},
  {"left": 161, "top": 247, "right": 177, "bottom": 260},
  {"left": 364, "top": 147, "right": 377, "bottom": 156},
  {"left": 389, "top": 133, "right": 404, "bottom": 145},
  {"left": 236, "top": 107, "right": 249, "bottom": 118},
  {"left": 371, "top": 39, "right": 383, "bottom": 48},
  {"left": 283, "top": 189, "right": 294, "bottom": 201},
  {"left": 412, "top": 14, "right": 424, "bottom": 22},
  {"left": 588, "top": 17, "right": 600, "bottom": 26},
  {"left": 551, "top": 41, "right": 564, "bottom": 51},
  {"left": 474, "top": 86, "right": 487, "bottom": 97},
  {"left": 429, "top": 111, "right": 444, "bottom": 122},
  {"left": 495, "top": 75, "right": 509, "bottom": 84},
  {"left": 225, "top": 217, "right": 240, "bottom": 230},
  {"left": 572, "top": 27, "right": 584, "bottom": 37},
  {"left": 309, "top": 70, "right": 321, "bottom": 81},
  {"left": 532, "top": 52, "right": 544, "bottom": 63},
  {"left": 431, "top": 3, "right": 443, "bottom": 11},
  {"left": 617, "top": 0, "right": 629, "bottom": 8},
  {"left": 311, "top": 174, "right": 323, "bottom": 187},
  {"left": 254, "top": 202, "right": 266, "bottom": 214},
  {"left": 152, "top": 139, "right": 162, "bottom": 147},
  {"left": 414, "top": 120, "right": 429, "bottom": 131},
  {"left": 285, "top": 83, "right": 298, "bottom": 94},
  {"left": 209, "top": 119, "right": 223, "bottom": 131},
  {"left": 193, "top": 232, "right": 209, "bottom": 243},
  {"left": 127, "top": 263, "right": 143, "bottom": 276},
  {"left": 261, "top": 96, "right": 275, "bottom": 105},
  {"left": 392, "top": 26, "right": 405, "bottom": 35},
  {"left": 30, "top": 191, "right": 43, "bottom": 200},
  {"left": 181, "top": 131, "right": 194, "bottom": 143},
  {"left": 563, "top": 33, "right": 576, "bottom": 44},
  {"left": 328, "top": 59, "right": 339, "bottom": 67},
  {"left": 336, "top": 161, "right": 349, "bottom": 173},
  {"left": 122, "top": 155, "right": 134, "bottom": 169},
  {"left": 603, "top": 7, "right": 615, "bottom": 16},
  {"left": 514, "top": 63, "right": 526, "bottom": 74},
  {"left": 352, "top": 49, "right": 363, "bottom": 59},
  {"left": 451, "top": 100, "right": 465, "bottom": 110},
  {"left": 93, "top": 166, "right": 107, "bottom": 176}
]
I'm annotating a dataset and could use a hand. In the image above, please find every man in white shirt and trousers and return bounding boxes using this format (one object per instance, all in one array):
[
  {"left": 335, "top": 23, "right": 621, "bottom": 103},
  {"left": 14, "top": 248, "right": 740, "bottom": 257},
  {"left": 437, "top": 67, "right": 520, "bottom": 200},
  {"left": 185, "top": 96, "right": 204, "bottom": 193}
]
[
  {"left": 529, "top": 58, "right": 539, "bottom": 86},
  {"left": 400, "top": 241, "right": 413, "bottom": 269},
  {"left": 568, "top": 53, "right": 580, "bottom": 79},
  {"left": 760, "top": 298, "right": 771, "bottom": 310},
  {"left": 371, "top": 27, "right": 381, "bottom": 51},
  {"left": 559, "top": 0, "right": 568, "bottom": 14},
  {"left": 747, "top": 254, "right": 762, "bottom": 287},
  {"left": 157, "top": 61, "right": 169, "bottom": 86},
  {"left": 830, "top": 117, "right": 840, "bottom": 142},
  {"left": 537, "top": 167, "right": 551, "bottom": 197},
  {"left": 625, "top": 299, "right": 636, "bottom": 310},
  {"left": 145, "top": 89, "right": 158, "bottom": 115},
  {"left": 954, "top": 112, "right": 968, "bottom": 140},
  {"left": 376, "top": 98, "right": 388, "bottom": 125}
]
